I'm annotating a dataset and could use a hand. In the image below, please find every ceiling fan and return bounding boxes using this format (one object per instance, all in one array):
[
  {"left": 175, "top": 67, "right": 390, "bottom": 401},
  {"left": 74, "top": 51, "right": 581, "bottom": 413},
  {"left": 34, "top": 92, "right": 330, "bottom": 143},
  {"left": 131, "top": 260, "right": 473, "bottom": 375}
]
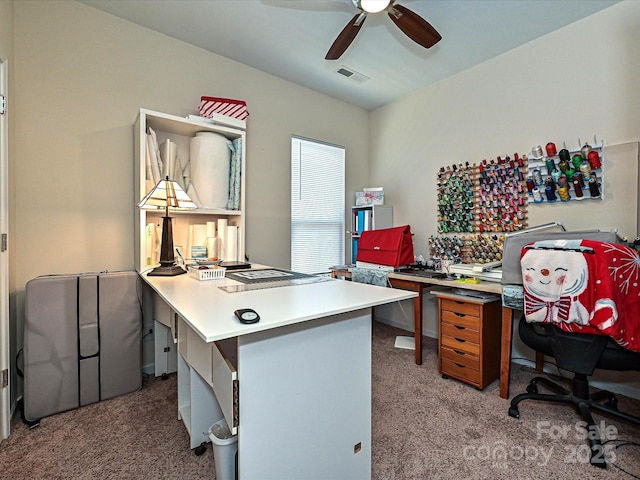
[{"left": 325, "top": 0, "right": 441, "bottom": 60}]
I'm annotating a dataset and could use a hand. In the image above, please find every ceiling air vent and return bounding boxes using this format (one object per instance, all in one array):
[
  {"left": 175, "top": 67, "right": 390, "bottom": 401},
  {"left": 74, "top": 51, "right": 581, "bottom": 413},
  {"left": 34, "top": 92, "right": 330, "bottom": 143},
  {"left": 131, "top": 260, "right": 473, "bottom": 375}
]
[{"left": 335, "top": 65, "right": 370, "bottom": 84}]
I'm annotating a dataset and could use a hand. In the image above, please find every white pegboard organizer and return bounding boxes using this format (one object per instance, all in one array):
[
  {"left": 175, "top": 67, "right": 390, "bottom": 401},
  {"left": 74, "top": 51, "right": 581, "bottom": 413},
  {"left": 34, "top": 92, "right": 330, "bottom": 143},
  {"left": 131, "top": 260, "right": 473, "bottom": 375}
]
[{"left": 527, "top": 140, "right": 604, "bottom": 204}]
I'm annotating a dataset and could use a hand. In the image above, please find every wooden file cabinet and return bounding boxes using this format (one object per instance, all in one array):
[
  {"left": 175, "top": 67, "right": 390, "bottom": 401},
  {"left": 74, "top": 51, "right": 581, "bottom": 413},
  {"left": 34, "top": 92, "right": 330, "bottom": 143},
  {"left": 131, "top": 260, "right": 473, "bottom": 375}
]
[{"left": 436, "top": 292, "right": 501, "bottom": 390}]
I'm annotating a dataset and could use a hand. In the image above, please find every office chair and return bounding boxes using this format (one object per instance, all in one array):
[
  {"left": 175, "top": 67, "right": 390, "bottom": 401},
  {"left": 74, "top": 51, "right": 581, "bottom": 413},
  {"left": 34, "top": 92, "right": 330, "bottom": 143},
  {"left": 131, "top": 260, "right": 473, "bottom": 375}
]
[
  {"left": 507, "top": 239, "right": 640, "bottom": 469},
  {"left": 509, "top": 317, "right": 640, "bottom": 467}
]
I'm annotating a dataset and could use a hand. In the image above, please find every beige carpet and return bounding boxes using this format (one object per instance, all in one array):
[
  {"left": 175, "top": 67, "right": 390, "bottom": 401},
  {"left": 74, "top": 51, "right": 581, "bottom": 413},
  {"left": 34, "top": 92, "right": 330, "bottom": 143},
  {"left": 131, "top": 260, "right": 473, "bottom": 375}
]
[{"left": 1, "top": 321, "right": 639, "bottom": 479}]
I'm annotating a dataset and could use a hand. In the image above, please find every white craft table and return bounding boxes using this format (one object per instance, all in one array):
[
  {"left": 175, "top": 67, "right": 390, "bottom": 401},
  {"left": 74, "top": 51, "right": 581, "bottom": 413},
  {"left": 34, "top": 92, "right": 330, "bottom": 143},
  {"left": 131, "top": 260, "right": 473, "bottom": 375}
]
[{"left": 142, "top": 267, "right": 416, "bottom": 480}]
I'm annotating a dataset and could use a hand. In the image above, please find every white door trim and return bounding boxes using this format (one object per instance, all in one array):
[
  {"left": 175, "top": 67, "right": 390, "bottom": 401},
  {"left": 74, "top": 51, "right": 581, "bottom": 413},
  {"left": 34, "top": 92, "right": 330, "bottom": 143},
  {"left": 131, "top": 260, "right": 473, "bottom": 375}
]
[{"left": 0, "top": 59, "right": 10, "bottom": 440}]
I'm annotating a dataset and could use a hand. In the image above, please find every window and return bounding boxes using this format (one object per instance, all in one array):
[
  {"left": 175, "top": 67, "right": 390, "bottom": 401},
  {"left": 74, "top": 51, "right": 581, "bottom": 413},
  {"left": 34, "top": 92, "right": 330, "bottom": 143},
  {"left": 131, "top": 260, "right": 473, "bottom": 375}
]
[{"left": 291, "top": 136, "right": 345, "bottom": 275}]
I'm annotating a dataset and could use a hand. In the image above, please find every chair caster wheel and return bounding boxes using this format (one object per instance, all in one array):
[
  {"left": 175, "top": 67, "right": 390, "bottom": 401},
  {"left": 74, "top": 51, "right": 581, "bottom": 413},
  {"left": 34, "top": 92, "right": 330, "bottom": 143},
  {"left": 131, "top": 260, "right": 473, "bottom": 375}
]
[
  {"left": 194, "top": 442, "right": 207, "bottom": 456},
  {"left": 508, "top": 407, "right": 520, "bottom": 419},
  {"left": 161, "top": 373, "right": 169, "bottom": 381},
  {"left": 526, "top": 384, "right": 538, "bottom": 394}
]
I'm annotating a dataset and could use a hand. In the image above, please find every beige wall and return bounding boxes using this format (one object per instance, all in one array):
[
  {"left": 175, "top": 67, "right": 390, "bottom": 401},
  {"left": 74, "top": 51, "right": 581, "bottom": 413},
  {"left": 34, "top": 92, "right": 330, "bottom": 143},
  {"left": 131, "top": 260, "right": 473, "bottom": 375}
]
[
  {"left": 9, "top": 0, "right": 369, "bottom": 398},
  {"left": 371, "top": 0, "right": 640, "bottom": 266},
  {"left": 10, "top": 2, "right": 368, "bottom": 288},
  {"left": 370, "top": 1, "right": 640, "bottom": 345}
]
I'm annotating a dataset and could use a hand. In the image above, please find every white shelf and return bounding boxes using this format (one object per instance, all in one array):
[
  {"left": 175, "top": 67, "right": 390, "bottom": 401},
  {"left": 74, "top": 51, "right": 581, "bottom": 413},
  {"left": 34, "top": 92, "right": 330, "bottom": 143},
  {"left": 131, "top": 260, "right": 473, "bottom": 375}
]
[{"left": 134, "top": 108, "right": 246, "bottom": 273}]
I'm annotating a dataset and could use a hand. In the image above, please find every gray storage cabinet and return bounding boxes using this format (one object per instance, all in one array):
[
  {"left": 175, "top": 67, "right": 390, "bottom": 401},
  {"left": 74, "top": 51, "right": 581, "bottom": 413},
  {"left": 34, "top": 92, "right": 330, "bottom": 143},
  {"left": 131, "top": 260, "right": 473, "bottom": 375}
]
[{"left": 24, "top": 271, "right": 142, "bottom": 422}]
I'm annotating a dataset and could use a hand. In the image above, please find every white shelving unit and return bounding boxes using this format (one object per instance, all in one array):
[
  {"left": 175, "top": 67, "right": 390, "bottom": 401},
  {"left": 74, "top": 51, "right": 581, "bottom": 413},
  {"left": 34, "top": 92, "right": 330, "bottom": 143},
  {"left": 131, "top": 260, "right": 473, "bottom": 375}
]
[
  {"left": 134, "top": 108, "right": 246, "bottom": 273},
  {"left": 134, "top": 109, "right": 246, "bottom": 451},
  {"left": 349, "top": 204, "right": 393, "bottom": 263}
]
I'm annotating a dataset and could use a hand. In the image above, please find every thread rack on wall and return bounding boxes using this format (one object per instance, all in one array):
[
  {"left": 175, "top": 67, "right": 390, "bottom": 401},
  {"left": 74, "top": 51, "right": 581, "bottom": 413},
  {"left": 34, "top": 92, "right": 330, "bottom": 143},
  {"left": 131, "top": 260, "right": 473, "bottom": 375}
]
[
  {"left": 525, "top": 138, "right": 604, "bottom": 204},
  {"left": 436, "top": 155, "right": 529, "bottom": 234}
]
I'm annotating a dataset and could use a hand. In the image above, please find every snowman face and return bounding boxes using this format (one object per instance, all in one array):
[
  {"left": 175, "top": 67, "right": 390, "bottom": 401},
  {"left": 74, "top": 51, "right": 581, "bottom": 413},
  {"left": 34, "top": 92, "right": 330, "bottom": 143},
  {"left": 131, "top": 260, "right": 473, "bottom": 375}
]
[{"left": 521, "top": 249, "right": 588, "bottom": 300}]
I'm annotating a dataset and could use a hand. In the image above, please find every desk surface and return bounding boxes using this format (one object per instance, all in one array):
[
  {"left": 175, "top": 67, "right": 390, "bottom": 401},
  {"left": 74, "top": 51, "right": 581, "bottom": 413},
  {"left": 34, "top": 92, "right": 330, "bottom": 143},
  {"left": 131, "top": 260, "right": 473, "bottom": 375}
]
[
  {"left": 388, "top": 270, "right": 502, "bottom": 295},
  {"left": 143, "top": 268, "right": 417, "bottom": 343}
]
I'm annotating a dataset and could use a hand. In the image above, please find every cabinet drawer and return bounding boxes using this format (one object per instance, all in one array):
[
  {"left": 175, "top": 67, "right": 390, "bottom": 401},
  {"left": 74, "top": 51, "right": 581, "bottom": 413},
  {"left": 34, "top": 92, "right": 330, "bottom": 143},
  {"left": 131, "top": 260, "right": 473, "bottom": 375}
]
[
  {"left": 441, "top": 335, "right": 480, "bottom": 356},
  {"left": 441, "top": 358, "right": 481, "bottom": 385},
  {"left": 153, "top": 293, "right": 173, "bottom": 328},
  {"left": 441, "top": 298, "right": 480, "bottom": 317},
  {"left": 441, "top": 322, "right": 479, "bottom": 344},
  {"left": 212, "top": 338, "right": 238, "bottom": 435},
  {"left": 441, "top": 310, "right": 480, "bottom": 330},
  {"left": 440, "top": 346, "right": 479, "bottom": 369}
]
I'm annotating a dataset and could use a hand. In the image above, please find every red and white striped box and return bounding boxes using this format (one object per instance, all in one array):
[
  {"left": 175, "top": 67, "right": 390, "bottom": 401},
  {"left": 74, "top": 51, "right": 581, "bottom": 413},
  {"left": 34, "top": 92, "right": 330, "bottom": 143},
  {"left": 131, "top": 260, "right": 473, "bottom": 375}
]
[{"left": 199, "top": 96, "right": 249, "bottom": 121}]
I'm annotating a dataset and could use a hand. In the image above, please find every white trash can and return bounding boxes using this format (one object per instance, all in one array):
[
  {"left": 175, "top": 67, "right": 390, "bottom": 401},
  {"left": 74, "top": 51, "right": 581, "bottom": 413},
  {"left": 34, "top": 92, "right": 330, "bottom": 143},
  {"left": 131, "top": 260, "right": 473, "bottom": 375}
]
[{"left": 208, "top": 419, "right": 238, "bottom": 480}]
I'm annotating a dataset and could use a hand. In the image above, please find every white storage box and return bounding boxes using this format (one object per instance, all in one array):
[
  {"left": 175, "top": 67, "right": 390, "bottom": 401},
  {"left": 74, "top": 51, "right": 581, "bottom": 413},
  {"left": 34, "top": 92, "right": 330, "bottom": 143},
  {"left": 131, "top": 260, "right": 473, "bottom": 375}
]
[{"left": 188, "top": 266, "right": 226, "bottom": 281}]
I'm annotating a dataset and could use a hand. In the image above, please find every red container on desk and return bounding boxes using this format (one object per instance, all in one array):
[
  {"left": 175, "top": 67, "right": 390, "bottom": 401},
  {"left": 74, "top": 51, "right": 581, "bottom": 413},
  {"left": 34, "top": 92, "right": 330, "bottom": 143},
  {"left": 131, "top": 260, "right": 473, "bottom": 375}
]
[{"left": 356, "top": 225, "right": 414, "bottom": 268}]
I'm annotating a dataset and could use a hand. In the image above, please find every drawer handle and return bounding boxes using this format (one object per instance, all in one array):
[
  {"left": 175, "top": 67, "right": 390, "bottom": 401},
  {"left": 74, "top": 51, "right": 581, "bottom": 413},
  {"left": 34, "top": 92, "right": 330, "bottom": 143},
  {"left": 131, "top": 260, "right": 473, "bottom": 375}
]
[
  {"left": 455, "top": 300, "right": 465, "bottom": 304},
  {"left": 455, "top": 363, "right": 466, "bottom": 368},
  {"left": 454, "top": 312, "right": 466, "bottom": 317},
  {"left": 454, "top": 350, "right": 466, "bottom": 356},
  {"left": 454, "top": 337, "right": 466, "bottom": 343},
  {"left": 454, "top": 324, "right": 465, "bottom": 330}
]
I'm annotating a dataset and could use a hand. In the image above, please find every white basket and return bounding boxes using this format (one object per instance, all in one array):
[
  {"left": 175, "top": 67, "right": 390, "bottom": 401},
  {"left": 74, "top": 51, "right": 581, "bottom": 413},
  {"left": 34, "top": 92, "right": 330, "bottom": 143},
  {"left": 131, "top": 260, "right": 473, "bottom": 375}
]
[{"left": 188, "top": 266, "right": 226, "bottom": 281}]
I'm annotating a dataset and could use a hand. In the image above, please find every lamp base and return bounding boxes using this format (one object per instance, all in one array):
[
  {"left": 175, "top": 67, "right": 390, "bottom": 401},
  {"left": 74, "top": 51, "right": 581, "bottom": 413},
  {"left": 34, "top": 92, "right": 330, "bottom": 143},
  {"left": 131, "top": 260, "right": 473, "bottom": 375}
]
[{"left": 147, "top": 263, "right": 186, "bottom": 277}]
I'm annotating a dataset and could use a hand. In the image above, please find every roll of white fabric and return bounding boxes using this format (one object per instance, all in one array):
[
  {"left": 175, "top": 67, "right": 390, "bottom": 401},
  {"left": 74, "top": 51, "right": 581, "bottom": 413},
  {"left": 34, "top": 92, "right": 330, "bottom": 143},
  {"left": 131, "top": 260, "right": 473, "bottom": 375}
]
[
  {"left": 206, "top": 237, "right": 218, "bottom": 259},
  {"left": 189, "top": 132, "right": 231, "bottom": 209},
  {"left": 206, "top": 221, "right": 216, "bottom": 238},
  {"left": 217, "top": 218, "right": 227, "bottom": 260},
  {"left": 193, "top": 224, "right": 207, "bottom": 248},
  {"left": 226, "top": 225, "right": 238, "bottom": 262}
]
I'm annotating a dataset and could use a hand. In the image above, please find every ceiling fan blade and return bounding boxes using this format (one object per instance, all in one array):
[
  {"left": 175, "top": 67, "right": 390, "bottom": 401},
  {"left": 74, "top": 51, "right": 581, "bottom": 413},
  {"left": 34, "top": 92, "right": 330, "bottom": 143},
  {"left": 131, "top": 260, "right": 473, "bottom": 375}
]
[
  {"left": 325, "top": 13, "right": 367, "bottom": 60},
  {"left": 388, "top": 4, "right": 441, "bottom": 49}
]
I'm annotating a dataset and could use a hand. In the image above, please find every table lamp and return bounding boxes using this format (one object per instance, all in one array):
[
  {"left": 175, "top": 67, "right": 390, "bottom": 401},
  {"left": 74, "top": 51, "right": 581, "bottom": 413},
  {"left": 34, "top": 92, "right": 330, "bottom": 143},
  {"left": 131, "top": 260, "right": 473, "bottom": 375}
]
[{"left": 137, "top": 176, "right": 197, "bottom": 276}]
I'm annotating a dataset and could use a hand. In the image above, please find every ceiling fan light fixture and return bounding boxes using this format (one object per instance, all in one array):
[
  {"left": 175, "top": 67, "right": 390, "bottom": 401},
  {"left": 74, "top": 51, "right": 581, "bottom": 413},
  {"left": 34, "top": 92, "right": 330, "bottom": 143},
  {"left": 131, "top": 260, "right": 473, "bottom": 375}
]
[{"left": 358, "top": 0, "right": 391, "bottom": 14}]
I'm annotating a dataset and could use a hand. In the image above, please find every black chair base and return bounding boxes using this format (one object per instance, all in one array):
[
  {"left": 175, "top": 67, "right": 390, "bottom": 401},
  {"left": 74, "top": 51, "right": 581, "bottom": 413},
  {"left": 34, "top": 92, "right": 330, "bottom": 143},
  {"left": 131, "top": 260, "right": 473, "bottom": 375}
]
[{"left": 509, "top": 374, "right": 640, "bottom": 469}]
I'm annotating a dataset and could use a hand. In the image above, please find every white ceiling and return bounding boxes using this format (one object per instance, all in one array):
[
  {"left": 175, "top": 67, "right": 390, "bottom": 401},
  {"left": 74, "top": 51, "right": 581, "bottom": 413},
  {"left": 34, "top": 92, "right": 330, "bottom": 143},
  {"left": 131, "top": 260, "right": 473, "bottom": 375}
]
[{"left": 79, "top": 0, "right": 620, "bottom": 111}]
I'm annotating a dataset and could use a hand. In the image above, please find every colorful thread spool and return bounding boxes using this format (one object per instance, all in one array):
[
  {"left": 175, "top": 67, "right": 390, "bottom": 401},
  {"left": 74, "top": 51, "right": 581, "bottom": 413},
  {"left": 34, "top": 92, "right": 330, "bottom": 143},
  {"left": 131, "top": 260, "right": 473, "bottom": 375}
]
[
  {"left": 545, "top": 158, "right": 557, "bottom": 173},
  {"left": 588, "top": 173, "right": 601, "bottom": 198},
  {"left": 531, "top": 145, "right": 544, "bottom": 158},
  {"left": 572, "top": 172, "right": 585, "bottom": 189},
  {"left": 557, "top": 185, "right": 570, "bottom": 201},
  {"left": 532, "top": 168, "right": 543, "bottom": 185},
  {"left": 588, "top": 150, "right": 602, "bottom": 169},
  {"left": 572, "top": 154, "right": 583, "bottom": 170},
  {"left": 545, "top": 185, "right": 557, "bottom": 202},
  {"left": 572, "top": 179, "right": 584, "bottom": 198},
  {"left": 526, "top": 177, "right": 535, "bottom": 193},
  {"left": 579, "top": 160, "right": 591, "bottom": 180},
  {"left": 532, "top": 187, "right": 543, "bottom": 202},
  {"left": 546, "top": 142, "right": 557, "bottom": 157}
]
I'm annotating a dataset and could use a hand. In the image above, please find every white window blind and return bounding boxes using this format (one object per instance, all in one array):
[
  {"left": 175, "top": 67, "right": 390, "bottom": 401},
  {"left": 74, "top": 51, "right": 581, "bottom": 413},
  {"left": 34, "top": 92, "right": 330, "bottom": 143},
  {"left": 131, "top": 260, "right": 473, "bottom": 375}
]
[{"left": 291, "top": 136, "right": 345, "bottom": 275}]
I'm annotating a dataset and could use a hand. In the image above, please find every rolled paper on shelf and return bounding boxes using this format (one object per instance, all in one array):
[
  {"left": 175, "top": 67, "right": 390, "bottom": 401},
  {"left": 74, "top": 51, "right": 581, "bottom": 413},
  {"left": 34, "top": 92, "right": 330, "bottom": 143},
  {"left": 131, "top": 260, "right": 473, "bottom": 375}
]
[
  {"left": 217, "top": 218, "right": 228, "bottom": 259},
  {"left": 190, "top": 132, "right": 231, "bottom": 209},
  {"left": 226, "top": 225, "right": 238, "bottom": 262},
  {"left": 193, "top": 224, "right": 207, "bottom": 248},
  {"left": 206, "top": 237, "right": 218, "bottom": 258},
  {"left": 206, "top": 221, "right": 216, "bottom": 238}
]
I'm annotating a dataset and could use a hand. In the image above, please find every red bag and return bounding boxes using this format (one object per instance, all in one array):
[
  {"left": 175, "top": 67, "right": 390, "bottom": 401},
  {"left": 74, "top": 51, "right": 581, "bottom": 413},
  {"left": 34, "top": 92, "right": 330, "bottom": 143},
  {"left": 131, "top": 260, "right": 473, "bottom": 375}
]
[{"left": 356, "top": 225, "right": 414, "bottom": 268}]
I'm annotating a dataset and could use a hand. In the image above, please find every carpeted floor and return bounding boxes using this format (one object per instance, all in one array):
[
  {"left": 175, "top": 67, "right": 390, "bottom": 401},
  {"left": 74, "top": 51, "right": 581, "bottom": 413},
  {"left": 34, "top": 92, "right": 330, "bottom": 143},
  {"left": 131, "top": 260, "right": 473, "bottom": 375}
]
[{"left": 1, "top": 320, "right": 639, "bottom": 479}]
